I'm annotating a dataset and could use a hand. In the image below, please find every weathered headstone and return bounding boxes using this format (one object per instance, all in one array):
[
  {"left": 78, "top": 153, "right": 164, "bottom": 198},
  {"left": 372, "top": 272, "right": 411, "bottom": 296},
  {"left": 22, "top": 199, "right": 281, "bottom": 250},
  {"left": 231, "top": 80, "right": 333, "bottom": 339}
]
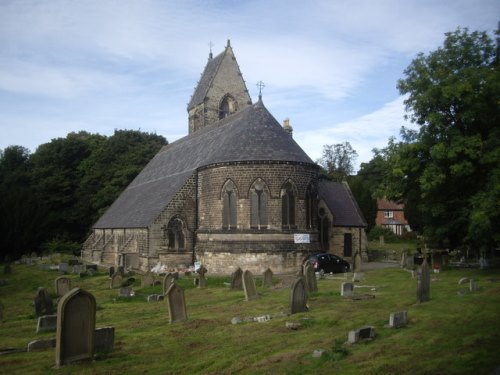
[
  {"left": 55, "top": 276, "right": 72, "bottom": 297},
  {"left": 290, "top": 277, "right": 307, "bottom": 314},
  {"left": 34, "top": 287, "right": 53, "bottom": 317},
  {"left": 55, "top": 288, "right": 96, "bottom": 367},
  {"left": 141, "top": 272, "right": 154, "bottom": 288},
  {"left": 458, "top": 277, "right": 469, "bottom": 285},
  {"left": 108, "top": 266, "right": 115, "bottom": 278},
  {"left": 3, "top": 264, "right": 12, "bottom": 274},
  {"left": 197, "top": 266, "right": 208, "bottom": 288},
  {"left": 416, "top": 259, "right": 430, "bottom": 303},
  {"left": 58, "top": 263, "right": 69, "bottom": 273},
  {"left": 352, "top": 272, "right": 364, "bottom": 282},
  {"left": 162, "top": 273, "right": 175, "bottom": 294},
  {"left": 348, "top": 326, "right": 375, "bottom": 344},
  {"left": 303, "top": 262, "right": 317, "bottom": 293},
  {"left": 230, "top": 267, "right": 243, "bottom": 290},
  {"left": 379, "top": 235, "right": 384, "bottom": 245},
  {"left": 405, "top": 255, "right": 414, "bottom": 269},
  {"left": 400, "top": 251, "right": 407, "bottom": 268},
  {"left": 341, "top": 282, "right": 354, "bottom": 297},
  {"left": 73, "top": 265, "right": 85, "bottom": 274},
  {"left": 118, "top": 287, "right": 132, "bottom": 297},
  {"left": 37, "top": 314, "right": 57, "bottom": 333},
  {"left": 28, "top": 338, "right": 56, "bottom": 351},
  {"left": 242, "top": 270, "right": 258, "bottom": 301},
  {"left": 262, "top": 268, "right": 273, "bottom": 287},
  {"left": 94, "top": 327, "right": 114, "bottom": 353},
  {"left": 469, "top": 279, "right": 480, "bottom": 292},
  {"left": 354, "top": 252, "right": 362, "bottom": 272},
  {"left": 110, "top": 273, "right": 122, "bottom": 289},
  {"left": 389, "top": 311, "right": 408, "bottom": 328},
  {"left": 166, "top": 283, "right": 187, "bottom": 323}
]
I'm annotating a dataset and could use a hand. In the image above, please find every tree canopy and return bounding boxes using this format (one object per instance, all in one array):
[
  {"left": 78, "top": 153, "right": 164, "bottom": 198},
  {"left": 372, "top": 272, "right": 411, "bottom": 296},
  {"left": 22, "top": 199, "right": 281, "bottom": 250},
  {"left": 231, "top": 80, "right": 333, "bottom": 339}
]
[{"left": 317, "top": 142, "right": 358, "bottom": 181}]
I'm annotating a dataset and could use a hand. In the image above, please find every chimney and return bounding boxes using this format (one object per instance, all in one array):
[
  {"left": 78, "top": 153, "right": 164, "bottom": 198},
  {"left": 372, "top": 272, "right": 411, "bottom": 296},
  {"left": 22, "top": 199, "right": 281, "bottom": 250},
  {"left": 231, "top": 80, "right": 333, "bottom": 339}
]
[{"left": 283, "top": 118, "right": 293, "bottom": 137}]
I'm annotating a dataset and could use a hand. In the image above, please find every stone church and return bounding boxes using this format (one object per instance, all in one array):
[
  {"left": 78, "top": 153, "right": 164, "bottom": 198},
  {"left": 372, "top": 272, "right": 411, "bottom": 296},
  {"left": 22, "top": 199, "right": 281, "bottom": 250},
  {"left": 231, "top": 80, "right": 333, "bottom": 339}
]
[{"left": 82, "top": 41, "right": 367, "bottom": 274}]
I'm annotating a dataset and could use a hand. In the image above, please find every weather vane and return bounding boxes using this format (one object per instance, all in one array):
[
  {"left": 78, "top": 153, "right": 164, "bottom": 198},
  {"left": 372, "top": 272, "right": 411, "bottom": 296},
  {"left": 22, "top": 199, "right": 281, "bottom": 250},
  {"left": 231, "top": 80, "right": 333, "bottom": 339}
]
[{"left": 256, "top": 81, "right": 265, "bottom": 99}]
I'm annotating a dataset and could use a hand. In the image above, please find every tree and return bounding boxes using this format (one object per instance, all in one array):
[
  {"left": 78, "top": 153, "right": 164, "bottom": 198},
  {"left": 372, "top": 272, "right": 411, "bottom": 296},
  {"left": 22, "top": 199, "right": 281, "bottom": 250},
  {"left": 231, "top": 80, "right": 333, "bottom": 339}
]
[
  {"left": 391, "top": 27, "right": 499, "bottom": 253},
  {"left": 318, "top": 142, "right": 358, "bottom": 181}
]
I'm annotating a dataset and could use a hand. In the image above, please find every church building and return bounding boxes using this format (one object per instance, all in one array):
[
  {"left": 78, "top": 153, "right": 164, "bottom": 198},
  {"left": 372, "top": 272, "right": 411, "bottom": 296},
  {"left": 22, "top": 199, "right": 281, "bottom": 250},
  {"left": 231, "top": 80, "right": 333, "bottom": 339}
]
[{"left": 82, "top": 41, "right": 366, "bottom": 274}]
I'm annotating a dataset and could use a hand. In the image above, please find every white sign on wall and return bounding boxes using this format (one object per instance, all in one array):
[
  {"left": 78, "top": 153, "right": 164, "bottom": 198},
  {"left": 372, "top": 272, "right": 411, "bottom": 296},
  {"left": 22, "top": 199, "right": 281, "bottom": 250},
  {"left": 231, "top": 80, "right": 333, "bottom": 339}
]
[{"left": 294, "top": 234, "right": 310, "bottom": 244}]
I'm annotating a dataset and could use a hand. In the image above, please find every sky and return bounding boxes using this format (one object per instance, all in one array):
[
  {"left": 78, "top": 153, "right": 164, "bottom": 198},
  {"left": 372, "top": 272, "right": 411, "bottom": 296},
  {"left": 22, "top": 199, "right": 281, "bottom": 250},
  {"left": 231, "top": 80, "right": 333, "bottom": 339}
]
[{"left": 0, "top": 0, "right": 498, "bottom": 171}]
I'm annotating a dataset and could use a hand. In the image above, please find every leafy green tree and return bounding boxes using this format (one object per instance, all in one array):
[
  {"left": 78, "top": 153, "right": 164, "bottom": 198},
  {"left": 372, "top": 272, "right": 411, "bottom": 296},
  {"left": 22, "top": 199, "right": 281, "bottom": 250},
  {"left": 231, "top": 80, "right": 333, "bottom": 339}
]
[
  {"left": 318, "top": 142, "right": 358, "bottom": 181},
  {"left": 391, "top": 27, "right": 499, "bottom": 252}
]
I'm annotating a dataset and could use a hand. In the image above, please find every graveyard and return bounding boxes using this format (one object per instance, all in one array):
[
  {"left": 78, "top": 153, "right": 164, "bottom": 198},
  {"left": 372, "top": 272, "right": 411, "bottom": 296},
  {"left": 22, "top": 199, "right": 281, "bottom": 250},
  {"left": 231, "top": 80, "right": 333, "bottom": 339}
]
[{"left": 1, "top": 256, "right": 500, "bottom": 374}]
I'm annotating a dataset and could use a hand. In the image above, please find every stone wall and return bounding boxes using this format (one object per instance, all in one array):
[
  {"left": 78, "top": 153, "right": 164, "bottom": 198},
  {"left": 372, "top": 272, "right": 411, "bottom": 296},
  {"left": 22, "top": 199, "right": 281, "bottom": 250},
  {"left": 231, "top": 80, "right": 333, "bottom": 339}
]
[{"left": 330, "top": 226, "right": 368, "bottom": 262}]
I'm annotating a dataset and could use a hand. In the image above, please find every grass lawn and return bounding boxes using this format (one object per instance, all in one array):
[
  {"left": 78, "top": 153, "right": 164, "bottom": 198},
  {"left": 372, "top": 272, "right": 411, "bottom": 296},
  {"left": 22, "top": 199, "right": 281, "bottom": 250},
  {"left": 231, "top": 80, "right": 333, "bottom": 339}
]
[{"left": 1, "top": 258, "right": 499, "bottom": 374}]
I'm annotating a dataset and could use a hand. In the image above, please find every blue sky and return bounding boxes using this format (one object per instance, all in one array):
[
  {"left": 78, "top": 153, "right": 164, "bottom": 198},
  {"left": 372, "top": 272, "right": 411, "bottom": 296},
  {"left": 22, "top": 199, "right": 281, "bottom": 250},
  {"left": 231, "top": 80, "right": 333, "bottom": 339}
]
[{"left": 0, "top": 0, "right": 498, "bottom": 170}]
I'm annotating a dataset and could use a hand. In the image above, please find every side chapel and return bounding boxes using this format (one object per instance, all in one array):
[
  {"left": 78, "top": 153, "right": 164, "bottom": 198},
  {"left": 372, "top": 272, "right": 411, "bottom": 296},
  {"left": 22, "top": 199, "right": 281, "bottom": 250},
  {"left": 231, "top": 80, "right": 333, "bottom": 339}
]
[{"left": 82, "top": 41, "right": 367, "bottom": 273}]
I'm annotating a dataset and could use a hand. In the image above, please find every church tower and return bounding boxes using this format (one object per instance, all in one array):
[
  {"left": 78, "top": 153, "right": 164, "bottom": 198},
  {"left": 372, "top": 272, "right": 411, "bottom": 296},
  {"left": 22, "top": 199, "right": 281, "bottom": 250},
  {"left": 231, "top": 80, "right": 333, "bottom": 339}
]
[{"left": 187, "top": 40, "right": 252, "bottom": 133}]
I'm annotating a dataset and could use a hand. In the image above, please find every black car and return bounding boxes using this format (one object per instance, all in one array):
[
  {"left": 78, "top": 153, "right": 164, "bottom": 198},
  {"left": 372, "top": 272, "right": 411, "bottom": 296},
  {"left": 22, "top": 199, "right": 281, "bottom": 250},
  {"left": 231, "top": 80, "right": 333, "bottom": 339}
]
[{"left": 304, "top": 253, "right": 350, "bottom": 274}]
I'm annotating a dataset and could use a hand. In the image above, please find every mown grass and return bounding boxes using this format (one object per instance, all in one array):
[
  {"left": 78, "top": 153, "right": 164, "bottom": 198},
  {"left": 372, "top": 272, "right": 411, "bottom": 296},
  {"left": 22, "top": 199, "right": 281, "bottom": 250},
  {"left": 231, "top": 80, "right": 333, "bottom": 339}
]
[{"left": 1, "top": 259, "right": 499, "bottom": 374}]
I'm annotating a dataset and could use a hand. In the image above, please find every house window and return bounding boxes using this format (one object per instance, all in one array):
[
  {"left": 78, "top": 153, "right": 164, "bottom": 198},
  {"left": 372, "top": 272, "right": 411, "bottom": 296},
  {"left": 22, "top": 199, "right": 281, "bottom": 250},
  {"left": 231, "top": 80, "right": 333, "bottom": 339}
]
[
  {"left": 165, "top": 217, "right": 185, "bottom": 251},
  {"left": 250, "top": 179, "right": 268, "bottom": 229},
  {"left": 281, "top": 181, "right": 296, "bottom": 229},
  {"left": 222, "top": 180, "right": 237, "bottom": 229},
  {"left": 219, "top": 94, "right": 237, "bottom": 119},
  {"left": 384, "top": 210, "right": 394, "bottom": 219}
]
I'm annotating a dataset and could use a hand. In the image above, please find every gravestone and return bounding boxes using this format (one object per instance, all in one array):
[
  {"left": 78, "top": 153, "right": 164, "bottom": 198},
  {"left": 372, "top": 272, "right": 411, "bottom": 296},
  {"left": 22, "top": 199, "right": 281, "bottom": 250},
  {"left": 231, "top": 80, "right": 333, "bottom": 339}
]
[
  {"left": 73, "top": 265, "right": 85, "bottom": 274},
  {"left": 3, "top": 264, "right": 12, "bottom": 274},
  {"left": 230, "top": 267, "right": 243, "bottom": 290},
  {"left": 162, "top": 273, "right": 175, "bottom": 294},
  {"left": 348, "top": 326, "right": 375, "bottom": 344},
  {"left": 37, "top": 314, "right": 57, "bottom": 333},
  {"left": 110, "top": 273, "right": 123, "bottom": 289},
  {"left": 242, "top": 270, "right": 258, "bottom": 301},
  {"left": 141, "top": 272, "right": 154, "bottom": 288},
  {"left": 416, "top": 259, "right": 430, "bottom": 303},
  {"left": 352, "top": 272, "right": 364, "bottom": 282},
  {"left": 458, "top": 277, "right": 469, "bottom": 285},
  {"left": 55, "top": 288, "right": 96, "bottom": 367},
  {"left": 469, "top": 279, "right": 480, "bottom": 292},
  {"left": 289, "top": 277, "right": 307, "bottom": 314},
  {"left": 400, "top": 251, "right": 407, "bottom": 268},
  {"left": 405, "top": 255, "right": 414, "bottom": 269},
  {"left": 341, "top": 282, "right": 354, "bottom": 297},
  {"left": 34, "top": 287, "right": 53, "bottom": 317},
  {"left": 166, "top": 283, "right": 187, "bottom": 323},
  {"left": 303, "top": 262, "right": 317, "bottom": 293},
  {"left": 262, "top": 268, "right": 273, "bottom": 287},
  {"left": 197, "top": 266, "right": 207, "bottom": 288},
  {"left": 118, "top": 287, "right": 132, "bottom": 297},
  {"left": 389, "top": 311, "right": 408, "bottom": 328},
  {"left": 58, "top": 263, "right": 69, "bottom": 273},
  {"left": 28, "top": 338, "right": 56, "bottom": 351},
  {"left": 94, "top": 327, "right": 114, "bottom": 353},
  {"left": 354, "top": 252, "right": 362, "bottom": 272},
  {"left": 108, "top": 267, "right": 115, "bottom": 278},
  {"left": 379, "top": 235, "right": 384, "bottom": 245},
  {"left": 55, "top": 276, "right": 72, "bottom": 297}
]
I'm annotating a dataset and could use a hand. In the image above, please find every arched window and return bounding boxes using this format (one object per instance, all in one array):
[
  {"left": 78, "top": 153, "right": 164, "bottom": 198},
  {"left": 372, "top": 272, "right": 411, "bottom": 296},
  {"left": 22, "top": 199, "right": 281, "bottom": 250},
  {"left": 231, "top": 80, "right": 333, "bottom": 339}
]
[
  {"left": 165, "top": 217, "right": 185, "bottom": 251},
  {"left": 250, "top": 179, "right": 268, "bottom": 229},
  {"left": 281, "top": 181, "right": 296, "bottom": 229},
  {"left": 219, "top": 94, "right": 237, "bottom": 119},
  {"left": 222, "top": 180, "right": 237, "bottom": 229},
  {"left": 305, "top": 184, "right": 315, "bottom": 229}
]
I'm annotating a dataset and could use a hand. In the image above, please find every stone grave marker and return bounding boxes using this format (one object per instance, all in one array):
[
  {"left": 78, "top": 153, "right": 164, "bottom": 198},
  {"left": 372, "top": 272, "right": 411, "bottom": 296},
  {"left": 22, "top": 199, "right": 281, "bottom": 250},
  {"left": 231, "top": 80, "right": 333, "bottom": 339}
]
[
  {"left": 341, "top": 282, "right": 354, "bottom": 297},
  {"left": 108, "top": 266, "right": 115, "bottom": 278},
  {"left": 4, "top": 264, "right": 12, "bottom": 274},
  {"left": 400, "top": 251, "right": 407, "bottom": 268},
  {"left": 405, "top": 255, "right": 414, "bottom": 269},
  {"left": 348, "top": 326, "right": 375, "bottom": 344},
  {"left": 166, "top": 283, "right": 187, "bottom": 323},
  {"left": 34, "top": 287, "right": 53, "bottom": 317},
  {"left": 389, "top": 311, "right": 408, "bottom": 328},
  {"left": 416, "top": 259, "right": 430, "bottom": 303},
  {"left": 354, "top": 252, "right": 362, "bottom": 272},
  {"left": 303, "top": 262, "right": 317, "bottom": 293},
  {"left": 290, "top": 277, "right": 307, "bottom": 314},
  {"left": 470, "top": 279, "right": 480, "bottom": 292},
  {"left": 73, "top": 265, "right": 85, "bottom": 274},
  {"left": 55, "top": 276, "right": 72, "bottom": 297},
  {"left": 230, "top": 267, "right": 243, "bottom": 290},
  {"left": 458, "top": 277, "right": 469, "bottom": 285},
  {"left": 242, "top": 270, "right": 258, "bottom": 301},
  {"left": 58, "top": 263, "right": 69, "bottom": 273},
  {"left": 118, "top": 287, "right": 132, "bottom": 298},
  {"left": 197, "top": 266, "right": 208, "bottom": 288},
  {"left": 141, "top": 272, "right": 154, "bottom": 288},
  {"left": 55, "top": 288, "right": 96, "bottom": 367},
  {"left": 28, "top": 338, "right": 56, "bottom": 352},
  {"left": 262, "top": 268, "right": 273, "bottom": 287},
  {"left": 162, "top": 273, "right": 175, "bottom": 294},
  {"left": 352, "top": 272, "right": 364, "bottom": 282},
  {"left": 37, "top": 314, "right": 57, "bottom": 333},
  {"left": 94, "top": 327, "right": 114, "bottom": 353},
  {"left": 110, "top": 273, "right": 123, "bottom": 289}
]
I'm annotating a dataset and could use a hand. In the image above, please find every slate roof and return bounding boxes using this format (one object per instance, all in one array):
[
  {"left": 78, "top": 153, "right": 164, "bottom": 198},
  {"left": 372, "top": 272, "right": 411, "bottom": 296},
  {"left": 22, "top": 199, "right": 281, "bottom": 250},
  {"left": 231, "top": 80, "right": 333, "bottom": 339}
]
[
  {"left": 187, "top": 50, "right": 225, "bottom": 110},
  {"left": 318, "top": 179, "right": 367, "bottom": 228},
  {"left": 94, "top": 100, "right": 316, "bottom": 229},
  {"left": 377, "top": 198, "right": 404, "bottom": 211}
]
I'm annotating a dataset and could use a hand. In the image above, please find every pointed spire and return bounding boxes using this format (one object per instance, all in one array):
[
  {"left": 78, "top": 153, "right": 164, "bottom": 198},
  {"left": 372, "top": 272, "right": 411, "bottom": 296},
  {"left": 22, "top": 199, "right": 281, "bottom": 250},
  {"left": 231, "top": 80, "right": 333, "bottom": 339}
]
[
  {"left": 256, "top": 81, "right": 265, "bottom": 101},
  {"left": 227, "top": 39, "right": 231, "bottom": 48},
  {"left": 208, "top": 41, "right": 213, "bottom": 60}
]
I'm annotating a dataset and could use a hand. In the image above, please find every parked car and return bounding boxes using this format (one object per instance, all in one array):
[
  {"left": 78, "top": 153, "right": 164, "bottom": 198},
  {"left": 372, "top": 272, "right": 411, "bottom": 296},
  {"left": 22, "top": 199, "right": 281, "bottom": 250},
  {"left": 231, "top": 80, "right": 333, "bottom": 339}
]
[{"left": 304, "top": 253, "right": 350, "bottom": 274}]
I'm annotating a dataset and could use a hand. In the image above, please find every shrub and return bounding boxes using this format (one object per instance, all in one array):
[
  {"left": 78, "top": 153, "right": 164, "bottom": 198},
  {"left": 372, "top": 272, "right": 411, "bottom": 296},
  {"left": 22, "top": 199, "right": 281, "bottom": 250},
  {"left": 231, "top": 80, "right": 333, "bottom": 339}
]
[{"left": 368, "top": 226, "right": 399, "bottom": 242}]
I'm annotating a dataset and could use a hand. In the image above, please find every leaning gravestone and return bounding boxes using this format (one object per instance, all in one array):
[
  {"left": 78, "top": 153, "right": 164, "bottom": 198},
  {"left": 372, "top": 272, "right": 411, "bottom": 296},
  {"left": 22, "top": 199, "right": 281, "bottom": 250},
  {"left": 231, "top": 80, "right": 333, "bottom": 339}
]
[
  {"left": 141, "top": 272, "right": 154, "bottom": 288},
  {"left": 348, "top": 326, "right": 375, "bottom": 344},
  {"left": 303, "top": 262, "right": 317, "bottom": 293},
  {"left": 162, "top": 273, "right": 175, "bottom": 294},
  {"left": 389, "top": 311, "right": 408, "bottom": 328},
  {"left": 230, "top": 267, "right": 243, "bottom": 290},
  {"left": 354, "top": 252, "right": 362, "bottom": 272},
  {"left": 166, "top": 283, "right": 187, "bottom": 323},
  {"left": 262, "top": 268, "right": 273, "bottom": 287},
  {"left": 55, "top": 288, "right": 96, "bottom": 367},
  {"left": 34, "top": 287, "right": 53, "bottom": 317},
  {"left": 341, "top": 282, "right": 354, "bottom": 297},
  {"left": 197, "top": 266, "right": 208, "bottom": 288},
  {"left": 110, "top": 273, "right": 123, "bottom": 289},
  {"left": 290, "top": 277, "right": 307, "bottom": 314},
  {"left": 55, "top": 276, "right": 72, "bottom": 297},
  {"left": 416, "top": 259, "right": 430, "bottom": 303},
  {"left": 242, "top": 270, "right": 258, "bottom": 301}
]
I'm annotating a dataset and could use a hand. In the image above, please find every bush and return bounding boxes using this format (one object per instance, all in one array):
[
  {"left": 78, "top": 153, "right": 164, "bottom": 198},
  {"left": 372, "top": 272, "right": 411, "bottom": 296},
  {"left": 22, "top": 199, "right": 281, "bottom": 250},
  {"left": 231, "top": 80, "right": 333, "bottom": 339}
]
[
  {"left": 368, "top": 226, "right": 399, "bottom": 242},
  {"left": 41, "top": 238, "right": 81, "bottom": 256}
]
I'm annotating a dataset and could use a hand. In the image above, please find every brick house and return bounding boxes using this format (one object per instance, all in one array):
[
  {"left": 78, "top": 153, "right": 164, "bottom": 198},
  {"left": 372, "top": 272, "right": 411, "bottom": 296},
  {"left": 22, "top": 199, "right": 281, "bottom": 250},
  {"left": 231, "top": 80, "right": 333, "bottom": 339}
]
[
  {"left": 375, "top": 198, "right": 411, "bottom": 235},
  {"left": 82, "top": 41, "right": 366, "bottom": 274}
]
